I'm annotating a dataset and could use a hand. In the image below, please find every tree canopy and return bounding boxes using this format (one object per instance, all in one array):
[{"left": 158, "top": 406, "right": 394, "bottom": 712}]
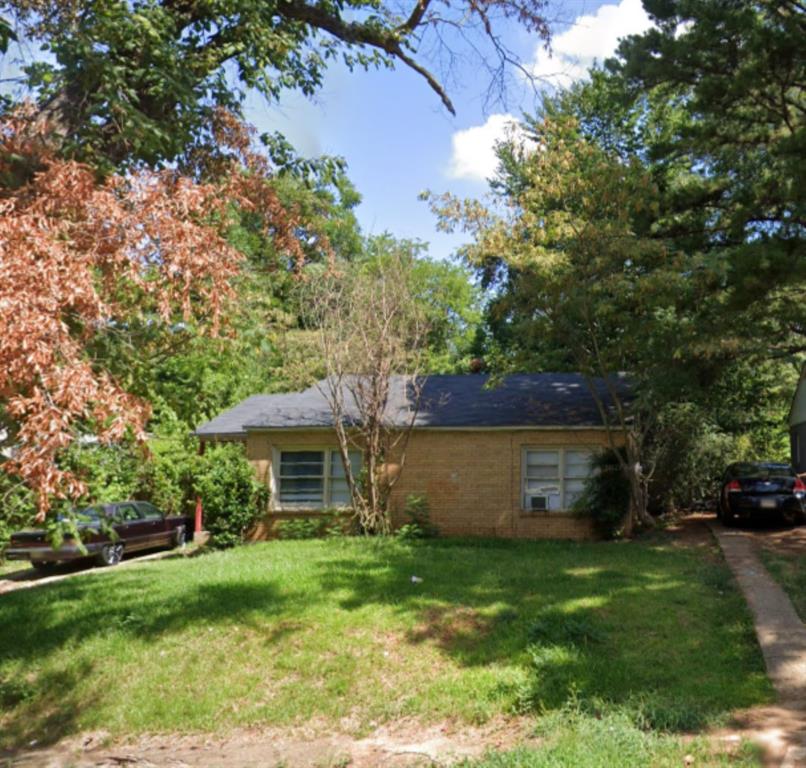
[
  {"left": 429, "top": 0, "right": 805, "bottom": 528},
  {"left": 3, "top": 0, "right": 552, "bottom": 168}
]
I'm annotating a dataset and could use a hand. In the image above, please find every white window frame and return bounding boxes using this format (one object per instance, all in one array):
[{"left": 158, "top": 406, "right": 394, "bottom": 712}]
[
  {"left": 271, "top": 447, "right": 360, "bottom": 511},
  {"left": 521, "top": 447, "right": 595, "bottom": 513}
]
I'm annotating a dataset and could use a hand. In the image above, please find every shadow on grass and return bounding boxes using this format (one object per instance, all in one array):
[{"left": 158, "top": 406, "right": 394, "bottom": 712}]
[
  {"left": 0, "top": 576, "right": 291, "bottom": 749},
  {"left": 312, "top": 538, "right": 770, "bottom": 727},
  {"left": 0, "top": 578, "right": 288, "bottom": 665},
  {"left": 0, "top": 658, "right": 94, "bottom": 749},
  {"left": 0, "top": 537, "right": 772, "bottom": 746}
]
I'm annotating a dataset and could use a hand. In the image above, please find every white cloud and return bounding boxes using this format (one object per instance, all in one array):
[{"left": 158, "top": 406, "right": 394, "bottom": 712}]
[
  {"left": 447, "top": 113, "right": 526, "bottom": 182},
  {"left": 446, "top": 0, "right": 653, "bottom": 183},
  {"left": 529, "top": 0, "right": 653, "bottom": 88}
]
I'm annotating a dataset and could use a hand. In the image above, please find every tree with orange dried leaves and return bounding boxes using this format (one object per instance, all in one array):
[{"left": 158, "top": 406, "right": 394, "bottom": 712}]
[{"left": 0, "top": 109, "right": 327, "bottom": 518}]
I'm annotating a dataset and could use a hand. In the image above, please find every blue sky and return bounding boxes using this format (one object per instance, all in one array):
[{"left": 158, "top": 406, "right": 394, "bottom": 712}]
[{"left": 246, "top": 0, "right": 653, "bottom": 261}]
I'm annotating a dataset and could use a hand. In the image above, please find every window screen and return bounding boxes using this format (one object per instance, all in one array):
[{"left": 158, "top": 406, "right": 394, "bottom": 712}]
[
  {"left": 563, "top": 450, "right": 593, "bottom": 508},
  {"left": 279, "top": 451, "right": 325, "bottom": 505},
  {"left": 328, "top": 451, "right": 362, "bottom": 506},
  {"left": 523, "top": 449, "right": 561, "bottom": 512},
  {"left": 278, "top": 449, "right": 362, "bottom": 507},
  {"left": 523, "top": 448, "right": 594, "bottom": 512}
]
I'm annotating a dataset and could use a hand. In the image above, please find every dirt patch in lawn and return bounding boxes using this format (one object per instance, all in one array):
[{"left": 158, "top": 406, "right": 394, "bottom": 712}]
[
  {"left": 713, "top": 704, "right": 806, "bottom": 768},
  {"left": 407, "top": 605, "right": 494, "bottom": 650},
  {"left": 5, "top": 716, "right": 538, "bottom": 767},
  {"left": 657, "top": 513, "right": 719, "bottom": 549}
]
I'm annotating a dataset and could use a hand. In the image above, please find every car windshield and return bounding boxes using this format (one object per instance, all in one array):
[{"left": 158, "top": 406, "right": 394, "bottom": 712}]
[
  {"left": 56, "top": 506, "right": 105, "bottom": 523},
  {"left": 733, "top": 463, "right": 794, "bottom": 480}
]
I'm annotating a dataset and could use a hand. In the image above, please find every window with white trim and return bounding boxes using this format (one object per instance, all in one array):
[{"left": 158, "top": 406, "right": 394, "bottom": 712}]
[
  {"left": 522, "top": 448, "right": 594, "bottom": 512},
  {"left": 277, "top": 449, "right": 362, "bottom": 508}
]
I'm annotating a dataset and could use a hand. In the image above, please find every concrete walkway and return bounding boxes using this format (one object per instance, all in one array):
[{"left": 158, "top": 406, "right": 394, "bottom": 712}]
[
  {"left": 710, "top": 522, "right": 806, "bottom": 764},
  {"left": 0, "top": 546, "right": 189, "bottom": 596}
]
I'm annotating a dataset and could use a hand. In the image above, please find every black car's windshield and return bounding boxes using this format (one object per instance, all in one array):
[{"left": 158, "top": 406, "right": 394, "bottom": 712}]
[{"left": 732, "top": 463, "right": 794, "bottom": 480}]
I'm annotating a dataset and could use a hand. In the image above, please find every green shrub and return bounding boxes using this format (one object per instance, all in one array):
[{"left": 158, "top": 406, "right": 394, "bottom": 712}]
[
  {"left": 395, "top": 494, "right": 438, "bottom": 540},
  {"left": 573, "top": 450, "right": 629, "bottom": 538},
  {"left": 61, "top": 439, "right": 143, "bottom": 504},
  {"left": 276, "top": 511, "right": 352, "bottom": 540},
  {"left": 0, "top": 472, "right": 36, "bottom": 555},
  {"left": 136, "top": 432, "right": 197, "bottom": 517},
  {"left": 192, "top": 443, "right": 268, "bottom": 548},
  {"left": 276, "top": 517, "right": 328, "bottom": 540}
]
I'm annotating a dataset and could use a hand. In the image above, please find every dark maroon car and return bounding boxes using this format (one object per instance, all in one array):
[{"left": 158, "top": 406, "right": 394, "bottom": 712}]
[{"left": 5, "top": 501, "right": 190, "bottom": 570}]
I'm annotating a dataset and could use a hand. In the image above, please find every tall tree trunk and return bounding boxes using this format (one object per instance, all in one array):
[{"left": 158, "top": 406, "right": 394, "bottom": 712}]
[{"left": 624, "top": 439, "right": 654, "bottom": 534}]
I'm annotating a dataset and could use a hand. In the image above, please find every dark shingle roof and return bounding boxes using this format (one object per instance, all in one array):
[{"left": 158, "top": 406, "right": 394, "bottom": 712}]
[{"left": 195, "top": 373, "right": 629, "bottom": 440}]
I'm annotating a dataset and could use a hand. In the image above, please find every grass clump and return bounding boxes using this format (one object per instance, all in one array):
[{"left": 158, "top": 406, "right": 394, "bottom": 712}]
[
  {"left": 759, "top": 547, "right": 806, "bottom": 622},
  {"left": 461, "top": 703, "right": 763, "bottom": 768}
]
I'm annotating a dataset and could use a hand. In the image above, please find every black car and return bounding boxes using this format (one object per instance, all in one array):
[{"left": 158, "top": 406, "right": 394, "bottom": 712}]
[
  {"left": 717, "top": 462, "right": 806, "bottom": 526},
  {"left": 6, "top": 501, "right": 190, "bottom": 569}
]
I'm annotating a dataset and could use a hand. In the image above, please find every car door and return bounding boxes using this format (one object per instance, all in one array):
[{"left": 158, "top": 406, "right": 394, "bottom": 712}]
[
  {"left": 136, "top": 502, "right": 171, "bottom": 546},
  {"left": 114, "top": 503, "right": 151, "bottom": 551}
]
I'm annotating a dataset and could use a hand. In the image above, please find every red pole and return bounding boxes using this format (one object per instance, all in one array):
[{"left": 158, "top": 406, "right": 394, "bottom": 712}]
[
  {"left": 195, "top": 440, "right": 206, "bottom": 534},
  {"left": 194, "top": 495, "right": 203, "bottom": 535}
]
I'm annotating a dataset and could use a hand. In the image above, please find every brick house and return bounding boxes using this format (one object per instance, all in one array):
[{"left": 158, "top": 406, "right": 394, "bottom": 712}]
[{"left": 195, "top": 373, "right": 628, "bottom": 540}]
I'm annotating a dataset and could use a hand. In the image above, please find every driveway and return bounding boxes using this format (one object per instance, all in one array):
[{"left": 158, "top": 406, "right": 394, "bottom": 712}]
[
  {"left": 726, "top": 520, "right": 806, "bottom": 558},
  {"left": 709, "top": 518, "right": 806, "bottom": 766},
  {"left": 0, "top": 547, "right": 185, "bottom": 595}
]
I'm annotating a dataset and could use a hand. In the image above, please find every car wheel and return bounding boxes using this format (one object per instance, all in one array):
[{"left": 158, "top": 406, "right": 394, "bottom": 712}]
[
  {"left": 96, "top": 543, "right": 124, "bottom": 567},
  {"left": 781, "top": 507, "right": 799, "bottom": 527},
  {"left": 173, "top": 526, "right": 186, "bottom": 548},
  {"left": 722, "top": 507, "right": 736, "bottom": 527}
]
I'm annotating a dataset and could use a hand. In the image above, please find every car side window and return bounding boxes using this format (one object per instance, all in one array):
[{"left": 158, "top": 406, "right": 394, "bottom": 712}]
[
  {"left": 137, "top": 502, "right": 163, "bottom": 521},
  {"left": 116, "top": 504, "right": 141, "bottom": 522}
]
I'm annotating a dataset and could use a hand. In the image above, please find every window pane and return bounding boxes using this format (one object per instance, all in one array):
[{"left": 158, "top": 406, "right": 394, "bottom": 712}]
[
  {"left": 563, "top": 478, "right": 587, "bottom": 508},
  {"left": 117, "top": 504, "right": 142, "bottom": 521},
  {"left": 526, "top": 465, "right": 560, "bottom": 480},
  {"left": 280, "top": 451, "right": 324, "bottom": 477},
  {"left": 76, "top": 506, "right": 102, "bottom": 521},
  {"left": 137, "top": 502, "right": 162, "bottom": 520},
  {"left": 330, "top": 450, "right": 362, "bottom": 479},
  {"left": 524, "top": 450, "right": 560, "bottom": 512},
  {"left": 565, "top": 451, "right": 593, "bottom": 479},
  {"left": 526, "top": 450, "right": 559, "bottom": 466},
  {"left": 327, "top": 450, "right": 361, "bottom": 506},
  {"left": 279, "top": 477, "right": 324, "bottom": 504},
  {"left": 329, "top": 479, "right": 350, "bottom": 505}
]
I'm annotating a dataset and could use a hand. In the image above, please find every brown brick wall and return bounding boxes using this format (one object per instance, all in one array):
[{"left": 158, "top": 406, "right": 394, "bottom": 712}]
[{"left": 244, "top": 428, "right": 615, "bottom": 540}]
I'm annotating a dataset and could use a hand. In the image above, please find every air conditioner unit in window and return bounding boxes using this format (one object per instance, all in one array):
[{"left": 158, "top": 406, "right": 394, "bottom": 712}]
[{"left": 530, "top": 495, "right": 549, "bottom": 512}]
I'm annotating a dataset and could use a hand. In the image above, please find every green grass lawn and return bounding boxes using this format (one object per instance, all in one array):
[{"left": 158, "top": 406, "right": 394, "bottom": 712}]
[
  {"left": 459, "top": 708, "right": 763, "bottom": 768},
  {"left": 759, "top": 547, "right": 806, "bottom": 622},
  {"left": 0, "top": 560, "right": 28, "bottom": 577},
  {"left": 0, "top": 536, "right": 772, "bottom": 755}
]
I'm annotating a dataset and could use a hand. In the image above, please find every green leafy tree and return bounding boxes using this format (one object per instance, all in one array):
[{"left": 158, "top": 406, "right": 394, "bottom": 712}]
[
  {"left": 607, "top": 1, "right": 805, "bottom": 360},
  {"left": 431, "top": 114, "right": 715, "bottom": 532},
  {"left": 3, "top": 0, "right": 552, "bottom": 168},
  {"left": 363, "top": 236, "right": 482, "bottom": 374}
]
